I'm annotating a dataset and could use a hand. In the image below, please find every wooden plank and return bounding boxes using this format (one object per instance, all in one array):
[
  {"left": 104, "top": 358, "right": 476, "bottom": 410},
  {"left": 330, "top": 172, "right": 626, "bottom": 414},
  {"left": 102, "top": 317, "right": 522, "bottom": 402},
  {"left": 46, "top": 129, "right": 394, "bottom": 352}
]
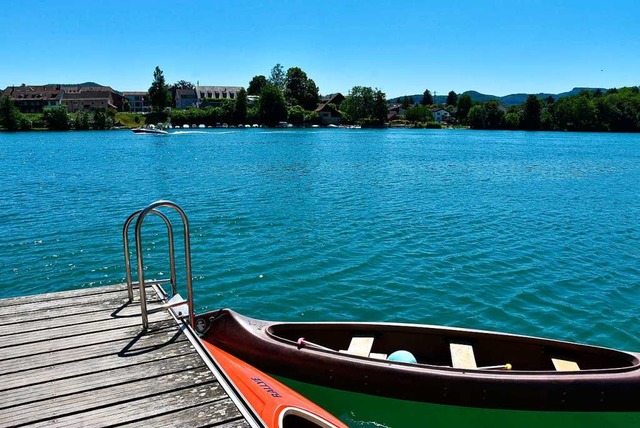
[
  {"left": 0, "top": 301, "right": 159, "bottom": 336},
  {"left": 0, "top": 318, "right": 177, "bottom": 362},
  {"left": 0, "top": 295, "right": 145, "bottom": 326},
  {"left": 450, "top": 343, "right": 477, "bottom": 369},
  {"left": 5, "top": 374, "right": 226, "bottom": 427},
  {"left": 0, "top": 328, "right": 187, "bottom": 374},
  {"left": 0, "top": 305, "right": 120, "bottom": 331},
  {"left": 125, "top": 412, "right": 250, "bottom": 428},
  {"left": 0, "top": 353, "right": 205, "bottom": 409},
  {"left": 0, "top": 286, "right": 161, "bottom": 317},
  {"left": 1, "top": 330, "right": 193, "bottom": 390},
  {"left": 0, "top": 281, "right": 167, "bottom": 307},
  {"left": 120, "top": 402, "right": 250, "bottom": 428},
  {"left": 0, "top": 283, "right": 125, "bottom": 307},
  {"left": 0, "top": 309, "right": 167, "bottom": 347},
  {"left": 28, "top": 395, "right": 246, "bottom": 428}
]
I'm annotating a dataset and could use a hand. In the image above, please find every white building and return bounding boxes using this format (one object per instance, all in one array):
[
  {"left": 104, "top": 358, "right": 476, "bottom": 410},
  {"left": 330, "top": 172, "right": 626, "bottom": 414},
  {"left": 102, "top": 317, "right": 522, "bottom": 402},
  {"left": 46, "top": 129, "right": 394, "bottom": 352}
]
[{"left": 431, "top": 107, "right": 451, "bottom": 123}]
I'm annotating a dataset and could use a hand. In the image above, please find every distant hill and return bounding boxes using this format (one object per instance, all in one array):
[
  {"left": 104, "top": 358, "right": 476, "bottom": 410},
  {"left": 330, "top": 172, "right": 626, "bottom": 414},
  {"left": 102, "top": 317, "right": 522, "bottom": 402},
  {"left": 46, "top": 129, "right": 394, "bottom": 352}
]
[
  {"left": 44, "top": 82, "right": 106, "bottom": 88},
  {"left": 494, "top": 88, "right": 604, "bottom": 106},
  {"left": 390, "top": 87, "right": 605, "bottom": 106},
  {"left": 389, "top": 94, "right": 448, "bottom": 105}
]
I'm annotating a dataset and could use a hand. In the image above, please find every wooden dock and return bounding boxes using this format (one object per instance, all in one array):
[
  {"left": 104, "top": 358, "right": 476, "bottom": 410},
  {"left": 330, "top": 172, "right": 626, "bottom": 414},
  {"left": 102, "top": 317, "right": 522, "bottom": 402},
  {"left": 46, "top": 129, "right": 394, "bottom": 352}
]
[{"left": 0, "top": 284, "right": 261, "bottom": 427}]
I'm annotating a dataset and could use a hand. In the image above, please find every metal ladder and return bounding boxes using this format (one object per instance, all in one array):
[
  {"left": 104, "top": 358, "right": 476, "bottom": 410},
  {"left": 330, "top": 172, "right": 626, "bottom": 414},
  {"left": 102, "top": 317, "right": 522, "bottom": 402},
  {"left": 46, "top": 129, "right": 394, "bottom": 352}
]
[{"left": 123, "top": 200, "right": 194, "bottom": 330}]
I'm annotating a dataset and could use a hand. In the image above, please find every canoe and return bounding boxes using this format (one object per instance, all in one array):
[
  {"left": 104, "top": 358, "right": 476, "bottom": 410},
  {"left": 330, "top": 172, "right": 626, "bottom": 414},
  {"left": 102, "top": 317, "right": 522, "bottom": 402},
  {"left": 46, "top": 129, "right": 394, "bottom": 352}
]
[
  {"left": 194, "top": 308, "right": 640, "bottom": 414},
  {"left": 202, "top": 340, "right": 347, "bottom": 428},
  {"left": 123, "top": 200, "right": 640, "bottom": 425}
]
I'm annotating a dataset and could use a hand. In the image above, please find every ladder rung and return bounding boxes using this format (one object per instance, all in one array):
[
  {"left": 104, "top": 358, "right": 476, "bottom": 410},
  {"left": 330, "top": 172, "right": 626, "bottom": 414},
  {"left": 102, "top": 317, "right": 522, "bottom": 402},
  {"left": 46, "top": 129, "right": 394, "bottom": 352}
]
[
  {"left": 131, "top": 279, "right": 172, "bottom": 288},
  {"left": 147, "top": 299, "right": 190, "bottom": 314}
]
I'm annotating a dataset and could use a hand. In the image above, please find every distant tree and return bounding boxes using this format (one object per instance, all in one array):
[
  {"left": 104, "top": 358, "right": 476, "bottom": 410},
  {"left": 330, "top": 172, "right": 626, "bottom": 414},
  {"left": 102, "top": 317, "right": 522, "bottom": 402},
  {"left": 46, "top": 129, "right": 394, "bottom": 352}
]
[
  {"left": 540, "top": 109, "right": 555, "bottom": 130},
  {"left": 92, "top": 108, "right": 114, "bottom": 130},
  {"left": 247, "top": 106, "right": 259, "bottom": 125},
  {"left": 0, "top": 96, "right": 22, "bottom": 131},
  {"left": 173, "top": 80, "right": 195, "bottom": 90},
  {"left": 268, "top": 64, "right": 286, "bottom": 91},
  {"left": 522, "top": 95, "right": 542, "bottom": 130},
  {"left": 303, "top": 79, "right": 320, "bottom": 111},
  {"left": 456, "top": 94, "right": 473, "bottom": 123},
  {"left": 258, "top": 84, "right": 288, "bottom": 126},
  {"left": 287, "top": 105, "right": 305, "bottom": 126},
  {"left": 421, "top": 89, "right": 434, "bottom": 106},
  {"left": 303, "top": 110, "right": 321, "bottom": 126},
  {"left": 467, "top": 105, "right": 486, "bottom": 129},
  {"left": 148, "top": 66, "right": 172, "bottom": 113},
  {"left": 248, "top": 75, "right": 268, "bottom": 95},
  {"left": 217, "top": 99, "right": 235, "bottom": 124},
  {"left": 233, "top": 88, "right": 248, "bottom": 124},
  {"left": 285, "top": 67, "right": 319, "bottom": 110},
  {"left": 405, "top": 105, "right": 432, "bottom": 122},
  {"left": 401, "top": 96, "right": 412, "bottom": 109},
  {"left": 503, "top": 111, "right": 521, "bottom": 130},
  {"left": 371, "top": 89, "right": 388, "bottom": 127},
  {"left": 572, "top": 94, "right": 599, "bottom": 131},
  {"left": 122, "top": 98, "right": 131, "bottom": 112},
  {"left": 285, "top": 67, "right": 307, "bottom": 106},
  {"left": 595, "top": 88, "right": 640, "bottom": 132},
  {"left": 20, "top": 116, "right": 32, "bottom": 130},
  {"left": 484, "top": 100, "right": 504, "bottom": 129},
  {"left": 74, "top": 110, "right": 91, "bottom": 130},
  {"left": 446, "top": 91, "right": 458, "bottom": 106},
  {"left": 43, "top": 106, "right": 71, "bottom": 130},
  {"left": 545, "top": 96, "right": 555, "bottom": 105},
  {"left": 341, "top": 86, "right": 375, "bottom": 124}
]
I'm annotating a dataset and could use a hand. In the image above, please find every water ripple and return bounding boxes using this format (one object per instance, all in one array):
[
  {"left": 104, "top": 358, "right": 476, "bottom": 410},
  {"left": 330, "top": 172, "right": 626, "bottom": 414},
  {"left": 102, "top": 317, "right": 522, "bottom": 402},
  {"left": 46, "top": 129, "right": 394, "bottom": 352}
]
[{"left": 1, "top": 129, "right": 640, "bottom": 353}]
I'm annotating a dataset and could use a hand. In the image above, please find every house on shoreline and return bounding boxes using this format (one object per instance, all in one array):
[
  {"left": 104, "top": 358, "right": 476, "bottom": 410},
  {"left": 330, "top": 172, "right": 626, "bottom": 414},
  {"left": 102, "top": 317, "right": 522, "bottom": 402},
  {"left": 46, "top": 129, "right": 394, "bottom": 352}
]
[
  {"left": 195, "top": 85, "right": 242, "bottom": 108},
  {"left": 122, "top": 92, "right": 150, "bottom": 113},
  {"left": 431, "top": 107, "right": 451, "bottom": 123},
  {"left": 2, "top": 83, "right": 123, "bottom": 113},
  {"left": 315, "top": 93, "right": 345, "bottom": 125},
  {"left": 1, "top": 85, "right": 63, "bottom": 113},
  {"left": 173, "top": 89, "right": 197, "bottom": 110}
]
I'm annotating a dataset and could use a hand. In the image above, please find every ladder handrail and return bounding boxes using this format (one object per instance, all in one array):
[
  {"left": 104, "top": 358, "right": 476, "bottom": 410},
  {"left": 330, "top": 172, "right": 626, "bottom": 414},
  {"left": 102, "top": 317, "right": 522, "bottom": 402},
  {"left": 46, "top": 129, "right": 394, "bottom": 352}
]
[
  {"left": 128, "top": 200, "right": 195, "bottom": 330},
  {"left": 123, "top": 208, "right": 178, "bottom": 302}
]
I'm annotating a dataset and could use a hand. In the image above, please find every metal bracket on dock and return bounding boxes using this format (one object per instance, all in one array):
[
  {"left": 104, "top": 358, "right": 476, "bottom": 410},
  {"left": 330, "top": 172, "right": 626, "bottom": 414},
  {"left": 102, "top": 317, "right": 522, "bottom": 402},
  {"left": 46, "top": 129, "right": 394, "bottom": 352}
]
[{"left": 123, "top": 200, "right": 195, "bottom": 330}]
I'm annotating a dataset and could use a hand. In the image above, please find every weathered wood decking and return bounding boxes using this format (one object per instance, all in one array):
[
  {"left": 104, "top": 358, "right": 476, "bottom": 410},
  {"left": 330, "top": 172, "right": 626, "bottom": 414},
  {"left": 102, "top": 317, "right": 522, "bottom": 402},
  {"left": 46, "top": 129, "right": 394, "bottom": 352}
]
[{"left": 0, "top": 284, "right": 258, "bottom": 427}]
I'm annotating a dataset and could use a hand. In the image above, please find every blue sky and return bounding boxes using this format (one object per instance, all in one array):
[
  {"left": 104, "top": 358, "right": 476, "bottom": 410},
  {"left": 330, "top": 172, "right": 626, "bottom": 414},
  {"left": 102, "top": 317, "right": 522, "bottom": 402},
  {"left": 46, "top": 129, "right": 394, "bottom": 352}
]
[{"left": 1, "top": 0, "right": 638, "bottom": 98}]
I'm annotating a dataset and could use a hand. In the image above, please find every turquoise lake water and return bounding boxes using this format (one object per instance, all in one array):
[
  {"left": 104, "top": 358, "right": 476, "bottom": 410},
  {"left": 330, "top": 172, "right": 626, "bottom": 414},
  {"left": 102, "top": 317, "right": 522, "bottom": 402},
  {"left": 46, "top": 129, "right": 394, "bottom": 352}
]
[{"left": 1, "top": 128, "right": 640, "bottom": 425}]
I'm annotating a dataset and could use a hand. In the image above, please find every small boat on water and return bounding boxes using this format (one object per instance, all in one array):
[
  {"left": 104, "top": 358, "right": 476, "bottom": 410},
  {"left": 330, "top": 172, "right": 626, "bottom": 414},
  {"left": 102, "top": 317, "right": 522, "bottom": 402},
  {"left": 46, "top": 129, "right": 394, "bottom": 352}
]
[
  {"left": 194, "top": 308, "right": 640, "bottom": 416},
  {"left": 203, "top": 342, "right": 346, "bottom": 428},
  {"left": 131, "top": 124, "right": 168, "bottom": 134}
]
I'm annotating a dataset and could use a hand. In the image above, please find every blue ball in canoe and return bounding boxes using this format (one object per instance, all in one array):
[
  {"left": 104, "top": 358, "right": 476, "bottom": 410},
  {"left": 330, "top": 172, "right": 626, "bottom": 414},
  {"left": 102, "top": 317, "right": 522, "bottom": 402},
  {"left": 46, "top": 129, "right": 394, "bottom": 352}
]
[{"left": 387, "top": 350, "right": 417, "bottom": 364}]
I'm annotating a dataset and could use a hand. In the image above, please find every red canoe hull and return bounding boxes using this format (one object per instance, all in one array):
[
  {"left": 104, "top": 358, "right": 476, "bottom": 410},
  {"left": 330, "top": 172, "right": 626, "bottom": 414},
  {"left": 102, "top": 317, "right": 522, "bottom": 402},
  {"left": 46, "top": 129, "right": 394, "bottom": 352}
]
[{"left": 201, "top": 340, "right": 346, "bottom": 428}]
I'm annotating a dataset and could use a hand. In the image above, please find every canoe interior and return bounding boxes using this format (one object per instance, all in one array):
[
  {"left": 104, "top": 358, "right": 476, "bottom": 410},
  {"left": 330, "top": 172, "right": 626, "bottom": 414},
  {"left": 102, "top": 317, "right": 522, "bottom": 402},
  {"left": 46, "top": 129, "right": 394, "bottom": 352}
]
[{"left": 268, "top": 322, "right": 639, "bottom": 372}]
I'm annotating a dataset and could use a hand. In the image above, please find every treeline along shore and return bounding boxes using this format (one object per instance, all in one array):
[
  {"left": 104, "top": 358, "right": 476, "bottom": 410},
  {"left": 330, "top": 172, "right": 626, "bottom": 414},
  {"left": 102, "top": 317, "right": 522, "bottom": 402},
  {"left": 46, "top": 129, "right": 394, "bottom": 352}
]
[{"left": 1, "top": 64, "right": 639, "bottom": 132}]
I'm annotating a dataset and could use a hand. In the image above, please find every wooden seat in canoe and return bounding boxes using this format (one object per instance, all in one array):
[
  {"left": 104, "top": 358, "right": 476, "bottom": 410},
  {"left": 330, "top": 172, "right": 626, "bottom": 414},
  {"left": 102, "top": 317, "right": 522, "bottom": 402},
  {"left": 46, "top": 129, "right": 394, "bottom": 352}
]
[
  {"left": 343, "top": 337, "right": 374, "bottom": 356},
  {"left": 340, "top": 337, "right": 387, "bottom": 359},
  {"left": 450, "top": 343, "right": 477, "bottom": 369},
  {"left": 552, "top": 358, "right": 580, "bottom": 371}
]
